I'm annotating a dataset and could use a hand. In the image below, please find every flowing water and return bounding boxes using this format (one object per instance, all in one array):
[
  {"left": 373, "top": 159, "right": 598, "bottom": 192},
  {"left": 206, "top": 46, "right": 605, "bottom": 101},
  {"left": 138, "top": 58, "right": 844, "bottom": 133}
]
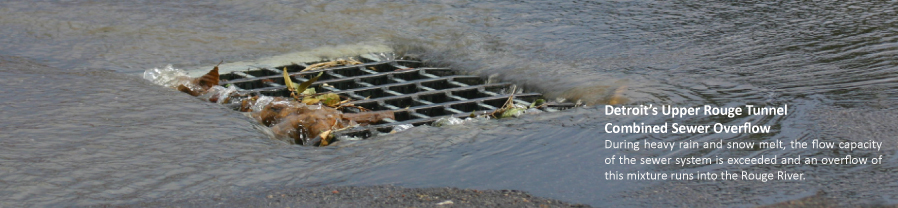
[{"left": 2, "top": 0, "right": 898, "bottom": 207}]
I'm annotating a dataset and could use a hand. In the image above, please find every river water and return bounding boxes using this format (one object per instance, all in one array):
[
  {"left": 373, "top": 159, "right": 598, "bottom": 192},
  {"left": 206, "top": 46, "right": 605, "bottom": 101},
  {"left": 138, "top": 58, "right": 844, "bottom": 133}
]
[{"left": 2, "top": 0, "right": 898, "bottom": 207}]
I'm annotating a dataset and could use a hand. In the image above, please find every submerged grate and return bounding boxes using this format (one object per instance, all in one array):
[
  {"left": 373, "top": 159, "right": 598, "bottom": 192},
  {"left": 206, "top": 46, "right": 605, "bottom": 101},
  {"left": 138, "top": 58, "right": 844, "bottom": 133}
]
[{"left": 218, "top": 55, "right": 573, "bottom": 139}]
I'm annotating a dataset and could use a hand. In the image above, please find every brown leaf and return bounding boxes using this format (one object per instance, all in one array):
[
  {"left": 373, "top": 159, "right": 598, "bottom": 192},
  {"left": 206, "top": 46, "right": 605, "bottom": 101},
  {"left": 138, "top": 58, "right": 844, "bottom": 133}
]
[
  {"left": 238, "top": 97, "right": 256, "bottom": 112},
  {"left": 263, "top": 102, "right": 347, "bottom": 145},
  {"left": 177, "top": 84, "right": 201, "bottom": 96},
  {"left": 251, "top": 97, "right": 291, "bottom": 126},
  {"left": 254, "top": 96, "right": 395, "bottom": 146},
  {"left": 269, "top": 114, "right": 305, "bottom": 144},
  {"left": 318, "top": 130, "right": 333, "bottom": 146},
  {"left": 194, "top": 65, "right": 219, "bottom": 90}
]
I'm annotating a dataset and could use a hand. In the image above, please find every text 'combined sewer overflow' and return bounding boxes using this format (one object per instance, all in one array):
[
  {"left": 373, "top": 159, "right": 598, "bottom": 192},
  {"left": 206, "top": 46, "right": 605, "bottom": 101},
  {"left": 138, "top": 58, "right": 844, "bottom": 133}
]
[{"left": 602, "top": 104, "right": 883, "bottom": 182}]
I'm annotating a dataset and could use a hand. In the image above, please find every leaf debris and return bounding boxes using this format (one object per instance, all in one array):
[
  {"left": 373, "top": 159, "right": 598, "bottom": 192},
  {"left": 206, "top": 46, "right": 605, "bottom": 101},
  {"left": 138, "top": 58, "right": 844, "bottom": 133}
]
[{"left": 149, "top": 63, "right": 395, "bottom": 146}]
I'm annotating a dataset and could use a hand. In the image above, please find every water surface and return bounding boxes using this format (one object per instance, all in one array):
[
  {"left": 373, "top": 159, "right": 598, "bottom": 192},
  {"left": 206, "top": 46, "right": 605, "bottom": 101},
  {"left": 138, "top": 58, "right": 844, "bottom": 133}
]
[{"left": 2, "top": 0, "right": 898, "bottom": 207}]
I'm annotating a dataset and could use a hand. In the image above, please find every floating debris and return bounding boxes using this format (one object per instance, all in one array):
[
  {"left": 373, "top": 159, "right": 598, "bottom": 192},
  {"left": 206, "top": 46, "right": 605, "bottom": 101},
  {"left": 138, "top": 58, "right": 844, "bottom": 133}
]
[
  {"left": 144, "top": 54, "right": 577, "bottom": 145},
  {"left": 490, "top": 86, "right": 532, "bottom": 119},
  {"left": 144, "top": 64, "right": 394, "bottom": 146},
  {"left": 301, "top": 58, "right": 363, "bottom": 72}
]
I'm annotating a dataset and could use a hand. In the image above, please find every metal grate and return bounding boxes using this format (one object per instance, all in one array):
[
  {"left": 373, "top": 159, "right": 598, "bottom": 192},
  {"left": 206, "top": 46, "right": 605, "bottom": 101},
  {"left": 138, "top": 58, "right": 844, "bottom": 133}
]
[{"left": 218, "top": 55, "right": 573, "bottom": 138}]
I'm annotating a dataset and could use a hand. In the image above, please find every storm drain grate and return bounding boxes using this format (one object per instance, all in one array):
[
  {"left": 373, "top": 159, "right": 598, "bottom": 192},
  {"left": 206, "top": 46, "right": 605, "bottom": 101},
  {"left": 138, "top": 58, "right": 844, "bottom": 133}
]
[{"left": 218, "top": 54, "right": 573, "bottom": 138}]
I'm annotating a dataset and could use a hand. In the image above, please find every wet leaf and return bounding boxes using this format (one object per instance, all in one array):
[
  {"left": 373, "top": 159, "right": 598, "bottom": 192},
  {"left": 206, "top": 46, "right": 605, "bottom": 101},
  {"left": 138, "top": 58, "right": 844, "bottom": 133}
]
[
  {"left": 319, "top": 93, "right": 341, "bottom": 107},
  {"left": 318, "top": 130, "right": 333, "bottom": 146},
  {"left": 252, "top": 97, "right": 296, "bottom": 126},
  {"left": 499, "top": 107, "right": 525, "bottom": 118},
  {"left": 530, "top": 99, "right": 546, "bottom": 108},
  {"left": 239, "top": 97, "right": 255, "bottom": 112},
  {"left": 302, "top": 93, "right": 341, "bottom": 107},
  {"left": 270, "top": 114, "right": 305, "bottom": 144},
  {"left": 301, "top": 87, "right": 316, "bottom": 95},
  {"left": 177, "top": 84, "right": 201, "bottom": 96},
  {"left": 268, "top": 104, "right": 346, "bottom": 145},
  {"left": 282, "top": 67, "right": 299, "bottom": 91},
  {"left": 491, "top": 86, "right": 517, "bottom": 118},
  {"left": 301, "top": 97, "right": 320, "bottom": 105},
  {"left": 296, "top": 71, "right": 324, "bottom": 95},
  {"left": 301, "top": 58, "right": 363, "bottom": 72},
  {"left": 195, "top": 65, "right": 219, "bottom": 90},
  {"left": 249, "top": 96, "right": 397, "bottom": 146}
]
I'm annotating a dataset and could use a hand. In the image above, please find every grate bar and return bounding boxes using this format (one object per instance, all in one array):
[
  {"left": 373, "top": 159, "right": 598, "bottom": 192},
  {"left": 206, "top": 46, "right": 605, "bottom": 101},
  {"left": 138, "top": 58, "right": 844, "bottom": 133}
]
[
  {"left": 356, "top": 82, "right": 375, "bottom": 87},
  {"left": 347, "top": 84, "right": 513, "bottom": 106},
  {"left": 410, "top": 112, "right": 431, "bottom": 119},
  {"left": 415, "top": 99, "right": 434, "bottom": 105},
  {"left": 328, "top": 76, "right": 495, "bottom": 94},
  {"left": 382, "top": 89, "right": 403, "bottom": 96},
  {"left": 358, "top": 66, "right": 378, "bottom": 74},
  {"left": 366, "top": 93, "right": 543, "bottom": 113},
  {"left": 326, "top": 71, "right": 346, "bottom": 78},
  {"left": 447, "top": 80, "right": 469, "bottom": 87},
  {"left": 215, "top": 54, "right": 571, "bottom": 140},
  {"left": 220, "top": 60, "right": 426, "bottom": 85},
  {"left": 447, "top": 95, "right": 468, "bottom": 101},
  {"left": 381, "top": 103, "right": 401, "bottom": 110},
  {"left": 444, "top": 107, "right": 465, "bottom": 114},
  {"left": 477, "top": 102, "right": 497, "bottom": 110}
]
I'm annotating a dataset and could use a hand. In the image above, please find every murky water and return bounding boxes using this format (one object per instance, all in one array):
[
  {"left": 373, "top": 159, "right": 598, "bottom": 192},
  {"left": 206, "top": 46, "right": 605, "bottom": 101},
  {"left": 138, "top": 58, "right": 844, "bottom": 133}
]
[{"left": 2, "top": 0, "right": 898, "bottom": 207}]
